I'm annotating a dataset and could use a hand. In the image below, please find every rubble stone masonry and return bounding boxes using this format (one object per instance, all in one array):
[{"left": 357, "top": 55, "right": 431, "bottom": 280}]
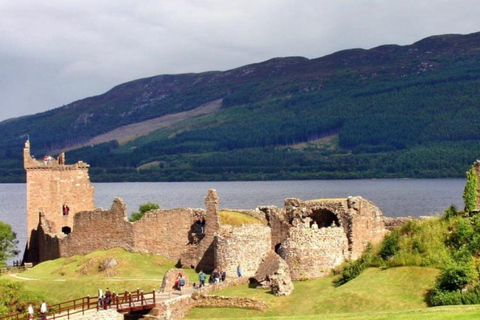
[
  {"left": 279, "top": 226, "right": 348, "bottom": 280},
  {"left": 214, "top": 224, "right": 271, "bottom": 277}
]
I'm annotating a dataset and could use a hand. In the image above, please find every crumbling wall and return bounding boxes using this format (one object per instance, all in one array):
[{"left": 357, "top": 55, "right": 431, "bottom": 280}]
[
  {"left": 133, "top": 208, "right": 204, "bottom": 260},
  {"left": 23, "top": 140, "right": 95, "bottom": 262},
  {"left": 37, "top": 191, "right": 221, "bottom": 265},
  {"left": 41, "top": 199, "right": 133, "bottom": 258},
  {"left": 279, "top": 226, "right": 348, "bottom": 280},
  {"left": 179, "top": 189, "right": 220, "bottom": 272},
  {"left": 214, "top": 224, "right": 271, "bottom": 277},
  {"left": 259, "top": 206, "right": 290, "bottom": 253},
  {"left": 346, "top": 196, "right": 386, "bottom": 259},
  {"left": 284, "top": 197, "right": 386, "bottom": 260}
]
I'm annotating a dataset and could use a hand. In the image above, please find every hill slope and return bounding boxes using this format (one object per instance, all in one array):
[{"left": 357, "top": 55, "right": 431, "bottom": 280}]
[{"left": 1, "top": 32, "right": 480, "bottom": 182}]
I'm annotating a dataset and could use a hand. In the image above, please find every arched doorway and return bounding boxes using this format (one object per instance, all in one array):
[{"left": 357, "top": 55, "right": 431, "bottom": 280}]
[{"left": 310, "top": 209, "right": 340, "bottom": 228}]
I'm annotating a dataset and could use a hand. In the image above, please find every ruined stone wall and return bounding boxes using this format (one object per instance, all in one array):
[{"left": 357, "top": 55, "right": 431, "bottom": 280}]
[
  {"left": 37, "top": 194, "right": 218, "bottom": 264},
  {"left": 23, "top": 140, "right": 95, "bottom": 262},
  {"left": 41, "top": 199, "right": 133, "bottom": 258},
  {"left": 133, "top": 208, "right": 204, "bottom": 259},
  {"left": 283, "top": 197, "right": 386, "bottom": 260},
  {"left": 180, "top": 190, "right": 220, "bottom": 272},
  {"left": 260, "top": 206, "right": 290, "bottom": 252},
  {"left": 214, "top": 224, "right": 271, "bottom": 277},
  {"left": 279, "top": 226, "right": 348, "bottom": 280},
  {"left": 346, "top": 197, "right": 387, "bottom": 259}
]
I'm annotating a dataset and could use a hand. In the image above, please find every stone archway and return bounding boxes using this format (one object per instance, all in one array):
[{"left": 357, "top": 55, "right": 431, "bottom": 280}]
[{"left": 310, "top": 209, "right": 340, "bottom": 228}]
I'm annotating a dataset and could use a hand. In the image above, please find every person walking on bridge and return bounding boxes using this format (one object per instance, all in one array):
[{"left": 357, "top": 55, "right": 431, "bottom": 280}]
[
  {"left": 27, "top": 304, "right": 34, "bottom": 320},
  {"left": 40, "top": 300, "right": 47, "bottom": 320}
]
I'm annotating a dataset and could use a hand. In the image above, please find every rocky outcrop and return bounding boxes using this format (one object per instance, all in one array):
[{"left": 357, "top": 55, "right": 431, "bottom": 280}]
[{"left": 252, "top": 251, "right": 294, "bottom": 296}]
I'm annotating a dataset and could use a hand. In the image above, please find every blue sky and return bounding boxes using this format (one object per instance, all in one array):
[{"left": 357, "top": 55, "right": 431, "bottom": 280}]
[{"left": 1, "top": 0, "right": 479, "bottom": 121}]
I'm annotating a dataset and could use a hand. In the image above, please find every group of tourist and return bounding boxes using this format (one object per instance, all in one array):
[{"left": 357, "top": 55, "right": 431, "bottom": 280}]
[
  {"left": 98, "top": 287, "right": 112, "bottom": 308},
  {"left": 27, "top": 301, "right": 47, "bottom": 320},
  {"left": 196, "top": 264, "right": 243, "bottom": 288}
]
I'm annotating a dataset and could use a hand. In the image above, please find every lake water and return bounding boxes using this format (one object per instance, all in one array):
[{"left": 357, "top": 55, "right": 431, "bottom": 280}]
[{"left": 0, "top": 179, "right": 465, "bottom": 262}]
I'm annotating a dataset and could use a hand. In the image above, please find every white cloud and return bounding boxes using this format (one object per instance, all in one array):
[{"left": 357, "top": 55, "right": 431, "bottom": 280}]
[{"left": 0, "top": 0, "right": 479, "bottom": 121}]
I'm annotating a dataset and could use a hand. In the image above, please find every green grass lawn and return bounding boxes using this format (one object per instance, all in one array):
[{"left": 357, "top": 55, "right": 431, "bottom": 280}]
[
  {"left": 4, "top": 249, "right": 480, "bottom": 320},
  {"left": 1, "top": 248, "right": 198, "bottom": 304},
  {"left": 185, "top": 306, "right": 480, "bottom": 320},
  {"left": 186, "top": 267, "right": 441, "bottom": 319}
]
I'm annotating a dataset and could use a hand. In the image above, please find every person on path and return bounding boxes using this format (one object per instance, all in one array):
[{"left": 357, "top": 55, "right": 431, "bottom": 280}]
[
  {"left": 178, "top": 275, "right": 186, "bottom": 295},
  {"left": 221, "top": 270, "right": 226, "bottom": 281},
  {"left": 198, "top": 270, "right": 206, "bottom": 288},
  {"left": 98, "top": 288, "right": 103, "bottom": 307},
  {"left": 105, "top": 288, "right": 112, "bottom": 308},
  {"left": 211, "top": 269, "right": 219, "bottom": 283},
  {"left": 40, "top": 301, "right": 47, "bottom": 320},
  {"left": 27, "top": 304, "right": 34, "bottom": 320}
]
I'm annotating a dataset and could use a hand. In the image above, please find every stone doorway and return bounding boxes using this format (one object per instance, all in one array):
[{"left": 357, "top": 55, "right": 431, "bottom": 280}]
[{"left": 310, "top": 209, "right": 340, "bottom": 228}]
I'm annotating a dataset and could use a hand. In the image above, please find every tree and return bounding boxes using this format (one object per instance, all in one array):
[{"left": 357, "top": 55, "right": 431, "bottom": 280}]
[
  {"left": 0, "top": 221, "right": 18, "bottom": 267},
  {"left": 129, "top": 202, "right": 160, "bottom": 222},
  {"left": 463, "top": 166, "right": 478, "bottom": 214}
]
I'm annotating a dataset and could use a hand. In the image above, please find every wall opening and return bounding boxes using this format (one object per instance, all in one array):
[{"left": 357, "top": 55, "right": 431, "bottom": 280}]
[
  {"left": 310, "top": 209, "right": 340, "bottom": 228},
  {"left": 274, "top": 243, "right": 281, "bottom": 254},
  {"left": 62, "top": 226, "right": 71, "bottom": 235}
]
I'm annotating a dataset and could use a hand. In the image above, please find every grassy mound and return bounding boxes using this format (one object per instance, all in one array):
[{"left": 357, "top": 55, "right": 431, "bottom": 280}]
[
  {"left": 219, "top": 210, "right": 264, "bottom": 226},
  {"left": 0, "top": 248, "right": 197, "bottom": 305}
]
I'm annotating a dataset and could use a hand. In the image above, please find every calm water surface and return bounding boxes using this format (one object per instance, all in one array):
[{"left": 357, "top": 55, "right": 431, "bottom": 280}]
[{"left": 0, "top": 179, "right": 465, "bottom": 261}]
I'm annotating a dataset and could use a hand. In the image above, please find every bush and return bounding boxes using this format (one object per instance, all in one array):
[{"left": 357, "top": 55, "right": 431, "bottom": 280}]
[
  {"left": 333, "top": 243, "right": 373, "bottom": 286},
  {"left": 0, "top": 280, "right": 40, "bottom": 314},
  {"left": 443, "top": 204, "right": 461, "bottom": 220},
  {"left": 463, "top": 166, "right": 478, "bottom": 213},
  {"left": 428, "top": 285, "right": 480, "bottom": 306},
  {"left": 379, "top": 229, "right": 400, "bottom": 260},
  {"left": 129, "top": 202, "right": 160, "bottom": 222},
  {"left": 437, "top": 263, "right": 477, "bottom": 292}
]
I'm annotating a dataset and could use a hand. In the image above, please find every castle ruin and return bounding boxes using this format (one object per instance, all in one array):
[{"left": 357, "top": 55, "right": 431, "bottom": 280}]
[{"left": 24, "top": 140, "right": 387, "bottom": 280}]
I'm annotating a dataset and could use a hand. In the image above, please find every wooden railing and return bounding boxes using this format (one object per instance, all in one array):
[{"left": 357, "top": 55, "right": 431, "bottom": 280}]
[{"left": 0, "top": 289, "right": 156, "bottom": 320}]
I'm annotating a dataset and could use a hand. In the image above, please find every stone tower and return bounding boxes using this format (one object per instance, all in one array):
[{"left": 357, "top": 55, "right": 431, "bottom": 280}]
[{"left": 23, "top": 140, "right": 95, "bottom": 262}]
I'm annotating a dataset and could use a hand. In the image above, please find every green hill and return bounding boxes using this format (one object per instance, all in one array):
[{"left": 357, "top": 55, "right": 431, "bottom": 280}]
[{"left": 1, "top": 32, "right": 480, "bottom": 182}]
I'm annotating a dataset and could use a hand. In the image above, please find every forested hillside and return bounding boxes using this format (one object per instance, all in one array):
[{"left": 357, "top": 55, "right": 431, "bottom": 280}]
[{"left": 1, "top": 32, "right": 480, "bottom": 182}]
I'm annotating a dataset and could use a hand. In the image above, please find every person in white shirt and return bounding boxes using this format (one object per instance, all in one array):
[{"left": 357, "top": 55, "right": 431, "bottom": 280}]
[
  {"left": 27, "top": 304, "right": 34, "bottom": 319},
  {"left": 40, "top": 301, "right": 47, "bottom": 320}
]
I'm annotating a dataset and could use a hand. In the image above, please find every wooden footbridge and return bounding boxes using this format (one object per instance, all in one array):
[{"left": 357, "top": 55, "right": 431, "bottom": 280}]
[{"left": 0, "top": 288, "right": 177, "bottom": 320}]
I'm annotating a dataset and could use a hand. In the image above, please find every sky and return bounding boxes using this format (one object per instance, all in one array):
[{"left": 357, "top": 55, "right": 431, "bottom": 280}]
[{"left": 1, "top": 0, "right": 479, "bottom": 122}]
